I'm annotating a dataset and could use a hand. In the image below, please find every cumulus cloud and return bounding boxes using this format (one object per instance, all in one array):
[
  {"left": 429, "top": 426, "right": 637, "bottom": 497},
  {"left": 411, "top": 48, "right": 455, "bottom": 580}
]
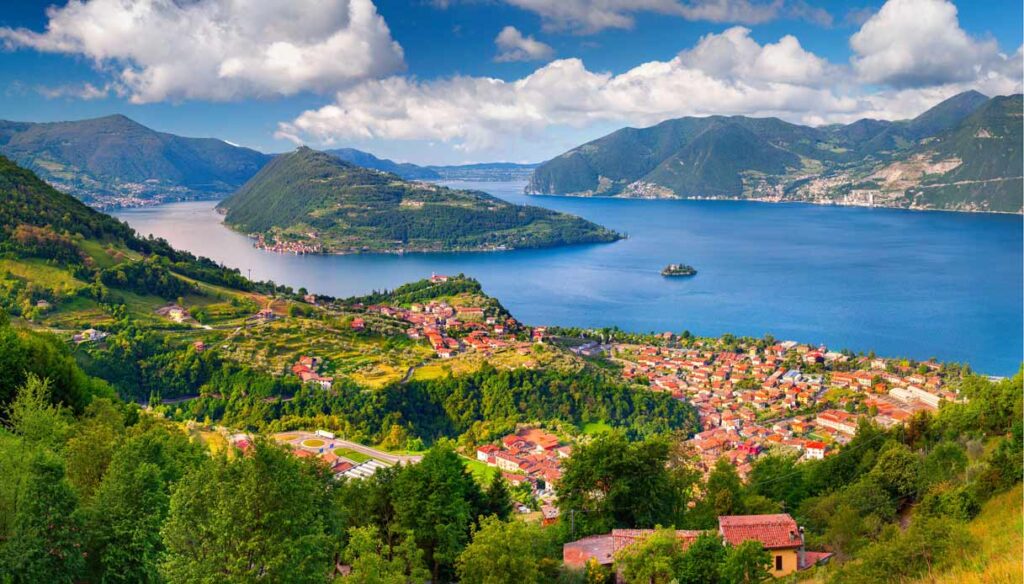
[
  {"left": 277, "top": 27, "right": 863, "bottom": 152},
  {"left": 494, "top": 26, "right": 555, "bottom": 62},
  {"left": 0, "top": 0, "right": 404, "bottom": 103},
  {"left": 679, "top": 26, "right": 832, "bottom": 85},
  {"left": 277, "top": 6, "right": 1022, "bottom": 159},
  {"left": 850, "top": 0, "right": 1011, "bottom": 88}
]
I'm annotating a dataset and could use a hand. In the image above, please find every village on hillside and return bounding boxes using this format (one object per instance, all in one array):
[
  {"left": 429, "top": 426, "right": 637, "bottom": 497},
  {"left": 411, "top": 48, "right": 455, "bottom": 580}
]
[
  {"left": 608, "top": 339, "right": 959, "bottom": 478},
  {"left": 265, "top": 275, "right": 963, "bottom": 487}
]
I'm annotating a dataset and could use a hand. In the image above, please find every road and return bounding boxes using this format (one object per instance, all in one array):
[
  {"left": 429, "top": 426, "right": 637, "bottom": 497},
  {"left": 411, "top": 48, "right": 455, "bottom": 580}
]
[{"left": 328, "top": 438, "right": 423, "bottom": 465}]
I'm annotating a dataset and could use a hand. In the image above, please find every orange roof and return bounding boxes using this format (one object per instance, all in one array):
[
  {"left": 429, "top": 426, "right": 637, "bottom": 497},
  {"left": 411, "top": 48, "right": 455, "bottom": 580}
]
[{"left": 719, "top": 514, "right": 801, "bottom": 549}]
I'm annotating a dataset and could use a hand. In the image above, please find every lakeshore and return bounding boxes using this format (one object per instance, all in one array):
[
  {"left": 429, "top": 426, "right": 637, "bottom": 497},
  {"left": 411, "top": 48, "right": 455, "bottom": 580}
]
[{"left": 115, "top": 180, "right": 1024, "bottom": 375}]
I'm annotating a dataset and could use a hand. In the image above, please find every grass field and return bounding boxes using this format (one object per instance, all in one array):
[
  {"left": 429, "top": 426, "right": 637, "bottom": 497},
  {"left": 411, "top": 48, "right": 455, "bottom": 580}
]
[
  {"left": 0, "top": 258, "right": 87, "bottom": 294},
  {"left": 582, "top": 421, "right": 613, "bottom": 435},
  {"left": 334, "top": 448, "right": 371, "bottom": 463},
  {"left": 461, "top": 455, "right": 497, "bottom": 483},
  {"left": 301, "top": 438, "right": 325, "bottom": 448}
]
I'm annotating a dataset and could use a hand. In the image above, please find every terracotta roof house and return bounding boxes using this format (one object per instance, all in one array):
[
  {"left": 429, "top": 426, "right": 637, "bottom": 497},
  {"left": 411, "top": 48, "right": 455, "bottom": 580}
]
[{"left": 718, "top": 513, "right": 831, "bottom": 577}]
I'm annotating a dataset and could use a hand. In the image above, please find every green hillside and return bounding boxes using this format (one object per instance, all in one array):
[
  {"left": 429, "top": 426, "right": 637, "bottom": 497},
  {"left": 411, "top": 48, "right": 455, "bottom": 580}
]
[
  {"left": 0, "top": 114, "right": 269, "bottom": 207},
  {"left": 219, "top": 147, "right": 620, "bottom": 253},
  {"left": 528, "top": 91, "right": 1019, "bottom": 212}
]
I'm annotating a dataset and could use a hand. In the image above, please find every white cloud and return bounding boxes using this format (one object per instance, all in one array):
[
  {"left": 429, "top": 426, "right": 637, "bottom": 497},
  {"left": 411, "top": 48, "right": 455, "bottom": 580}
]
[
  {"left": 495, "top": 26, "right": 555, "bottom": 62},
  {"left": 456, "top": 0, "right": 827, "bottom": 34},
  {"left": 0, "top": 0, "right": 404, "bottom": 103},
  {"left": 679, "top": 26, "right": 831, "bottom": 85},
  {"left": 37, "top": 82, "right": 111, "bottom": 100},
  {"left": 850, "top": 0, "right": 1009, "bottom": 88},
  {"left": 277, "top": 15, "right": 1022, "bottom": 160},
  {"left": 277, "top": 27, "right": 861, "bottom": 153}
]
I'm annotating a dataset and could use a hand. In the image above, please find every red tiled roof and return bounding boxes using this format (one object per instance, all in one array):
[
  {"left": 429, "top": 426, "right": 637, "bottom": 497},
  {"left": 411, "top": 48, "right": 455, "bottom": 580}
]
[
  {"left": 718, "top": 514, "right": 801, "bottom": 549},
  {"left": 611, "top": 529, "right": 702, "bottom": 555},
  {"left": 563, "top": 535, "right": 613, "bottom": 567}
]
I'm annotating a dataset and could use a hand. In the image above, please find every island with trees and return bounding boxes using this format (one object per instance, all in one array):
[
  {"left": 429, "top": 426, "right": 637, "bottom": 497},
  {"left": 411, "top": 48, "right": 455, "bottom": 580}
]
[{"left": 662, "top": 263, "right": 698, "bottom": 277}]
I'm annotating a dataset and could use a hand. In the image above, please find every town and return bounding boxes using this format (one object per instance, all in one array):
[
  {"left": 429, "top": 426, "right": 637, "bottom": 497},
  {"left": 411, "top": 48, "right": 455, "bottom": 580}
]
[{"left": 608, "top": 338, "right": 958, "bottom": 478}]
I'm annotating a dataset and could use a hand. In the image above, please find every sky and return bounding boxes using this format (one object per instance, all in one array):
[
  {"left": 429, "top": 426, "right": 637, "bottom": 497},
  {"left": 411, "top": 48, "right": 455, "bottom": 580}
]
[{"left": 0, "top": 0, "right": 1021, "bottom": 165}]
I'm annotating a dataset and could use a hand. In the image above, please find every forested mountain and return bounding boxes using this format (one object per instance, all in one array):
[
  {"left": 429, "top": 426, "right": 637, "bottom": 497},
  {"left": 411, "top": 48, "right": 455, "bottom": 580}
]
[
  {"left": 430, "top": 161, "right": 537, "bottom": 181},
  {"left": 326, "top": 147, "right": 442, "bottom": 180},
  {"left": 218, "top": 147, "right": 620, "bottom": 253},
  {"left": 326, "top": 148, "right": 537, "bottom": 181},
  {"left": 0, "top": 114, "right": 270, "bottom": 207},
  {"left": 527, "top": 91, "right": 1022, "bottom": 212}
]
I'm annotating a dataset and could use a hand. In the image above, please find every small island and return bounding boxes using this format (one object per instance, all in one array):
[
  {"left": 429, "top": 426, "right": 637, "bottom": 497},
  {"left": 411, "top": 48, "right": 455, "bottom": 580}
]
[{"left": 661, "top": 263, "right": 697, "bottom": 277}]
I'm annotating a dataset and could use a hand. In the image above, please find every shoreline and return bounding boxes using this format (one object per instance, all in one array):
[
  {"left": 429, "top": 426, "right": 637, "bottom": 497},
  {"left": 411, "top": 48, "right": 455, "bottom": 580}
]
[{"left": 524, "top": 191, "right": 1023, "bottom": 216}]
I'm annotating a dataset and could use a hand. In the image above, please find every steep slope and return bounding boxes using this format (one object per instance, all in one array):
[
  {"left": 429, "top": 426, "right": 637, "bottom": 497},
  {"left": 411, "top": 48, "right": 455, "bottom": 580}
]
[
  {"left": 218, "top": 147, "right": 620, "bottom": 253},
  {"left": 0, "top": 115, "right": 270, "bottom": 207},
  {"left": 796, "top": 94, "right": 1022, "bottom": 213},
  {"left": 528, "top": 91, "right": 1012, "bottom": 211},
  {"left": 643, "top": 121, "right": 803, "bottom": 197},
  {"left": 325, "top": 147, "right": 441, "bottom": 180},
  {"left": 903, "top": 89, "right": 991, "bottom": 139}
]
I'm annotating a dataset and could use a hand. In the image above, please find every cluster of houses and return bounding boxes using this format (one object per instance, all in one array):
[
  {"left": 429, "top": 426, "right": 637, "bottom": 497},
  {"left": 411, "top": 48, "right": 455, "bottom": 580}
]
[
  {"left": 252, "top": 233, "right": 322, "bottom": 254},
  {"left": 563, "top": 512, "right": 832, "bottom": 579},
  {"left": 364, "top": 293, "right": 531, "bottom": 360},
  {"left": 613, "top": 338, "right": 956, "bottom": 477},
  {"left": 476, "top": 428, "right": 572, "bottom": 501},
  {"left": 291, "top": 355, "right": 334, "bottom": 390}
]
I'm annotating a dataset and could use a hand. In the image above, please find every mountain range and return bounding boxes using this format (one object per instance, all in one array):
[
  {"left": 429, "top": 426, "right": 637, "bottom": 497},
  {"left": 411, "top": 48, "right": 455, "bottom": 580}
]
[
  {"left": 0, "top": 114, "right": 535, "bottom": 209},
  {"left": 0, "top": 114, "right": 270, "bottom": 208},
  {"left": 1, "top": 91, "right": 1018, "bottom": 213},
  {"left": 325, "top": 148, "right": 536, "bottom": 181},
  {"left": 217, "top": 147, "right": 619, "bottom": 253},
  {"left": 527, "top": 91, "right": 1023, "bottom": 213}
]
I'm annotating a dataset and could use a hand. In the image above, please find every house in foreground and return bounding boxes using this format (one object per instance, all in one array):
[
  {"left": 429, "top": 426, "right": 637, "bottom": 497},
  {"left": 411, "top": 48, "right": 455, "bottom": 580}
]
[{"left": 563, "top": 513, "right": 832, "bottom": 579}]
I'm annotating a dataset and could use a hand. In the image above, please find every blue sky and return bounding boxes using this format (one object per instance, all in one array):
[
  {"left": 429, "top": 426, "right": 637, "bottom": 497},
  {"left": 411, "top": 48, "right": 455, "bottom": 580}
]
[{"left": 1, "top": 0, "right": 1021, "bottom": 164}]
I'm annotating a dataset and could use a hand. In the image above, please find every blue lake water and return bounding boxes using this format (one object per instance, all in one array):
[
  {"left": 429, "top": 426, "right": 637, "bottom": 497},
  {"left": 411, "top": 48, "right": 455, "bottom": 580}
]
[{"left": 115, "top": 181, "right": 1023, "bottom": 375}]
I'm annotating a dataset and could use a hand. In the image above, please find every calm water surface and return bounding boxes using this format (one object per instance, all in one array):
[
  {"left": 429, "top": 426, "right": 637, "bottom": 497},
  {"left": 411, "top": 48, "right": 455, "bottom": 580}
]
[{"left": 115, "top": 181, "right": 1023, "bottom": 375}]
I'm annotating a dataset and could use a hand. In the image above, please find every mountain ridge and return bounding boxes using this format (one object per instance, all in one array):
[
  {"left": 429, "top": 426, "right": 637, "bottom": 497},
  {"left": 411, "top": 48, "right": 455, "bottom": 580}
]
[
  {"left": 0, "top": 115, "right": 271, "bottom": 208},
  {"left": 527, "top": 91, "right": 1022, "bottom": 213}
]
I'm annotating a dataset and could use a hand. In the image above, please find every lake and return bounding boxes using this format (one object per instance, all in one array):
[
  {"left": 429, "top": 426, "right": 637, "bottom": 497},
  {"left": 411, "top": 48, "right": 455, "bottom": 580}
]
[{"left": 115, "top": 181, "right": 1023, "bottom": 375}]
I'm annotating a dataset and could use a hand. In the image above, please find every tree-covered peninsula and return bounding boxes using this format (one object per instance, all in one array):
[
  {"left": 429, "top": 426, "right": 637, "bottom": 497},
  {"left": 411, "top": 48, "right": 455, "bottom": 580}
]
[{"left": 217, "top": 147, "right": 621, "bottom": 254}]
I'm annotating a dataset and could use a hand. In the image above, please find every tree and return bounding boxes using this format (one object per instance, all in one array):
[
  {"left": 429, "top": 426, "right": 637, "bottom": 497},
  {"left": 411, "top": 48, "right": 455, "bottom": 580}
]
[
  {"left": 676, "top": 532, "right": 726, "bottom": 584},
  {"left": 869, "top": 442, "right": 921, "bottom": 501},
  {"left": 558, "top": 433, "right": 683, "bottom": 536},
  {"left": 613, "top": 527, "right": 686, "bottom": 584},
  {"left": 687, "top": 458, "right": 745, "bottom": 528},
  {"left": 747, "top": 454, "right": 807, "bottom": 512},
  {"left": 483, "top": 472, "right": 513, "bottom": 520},
  {"left": 0, "top": 451, "right": 85, "bottom": 583},
  {"left": 64, "top": 398, "right": 125, "bottom": 502},
  {"left": 392, "top": 442, "right": 484, "bottom": 581},
  {"left": 161, "top": 441, "right": 338, "bottom": 583},
  {"left": 720, "top": 541, "right": 771, "bottom": 584},
  {"left": 3, "top": 374, "right": 72, "bottom": 448},
  {"left": 85, "top": 455, "right": 167, "bottom": 583},
  {"left": 457, "top": 516, "right": 552, "bottom": 584},
  {"left": 342, "top": 526, "right": 428, "bottom": 584}
]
